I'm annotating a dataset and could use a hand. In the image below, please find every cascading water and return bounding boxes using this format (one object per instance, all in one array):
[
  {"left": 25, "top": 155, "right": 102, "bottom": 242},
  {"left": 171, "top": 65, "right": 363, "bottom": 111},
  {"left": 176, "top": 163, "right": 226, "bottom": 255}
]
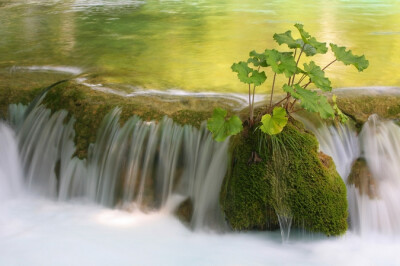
[
  {"left": 298, "top": 113, "right": 400, "bottom": 235},
  {"left": 0, "top": 123, "right": 24, "bottom": 201},
  {"left": 295, "top": 116, "right": 360, "bottom": 180},
  {"left": 2, "top": 104, "right": 400, "bottom": 265},
  {"left": 6, "top": 101, "right": 229, "bottom": 231},
  {"left": 349, "top": 115, "right": 400, "bottom": 234}
]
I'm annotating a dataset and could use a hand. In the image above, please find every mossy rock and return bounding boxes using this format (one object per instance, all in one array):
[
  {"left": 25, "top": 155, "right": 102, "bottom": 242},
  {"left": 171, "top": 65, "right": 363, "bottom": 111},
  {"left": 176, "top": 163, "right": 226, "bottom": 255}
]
[
  {"left": 335, "top": 94, "right": 400, "bottom": 129},
  {"left": 220, "top": 120, "right": 348, "bottom": 236},
  {"left": 1, "top": 80, "right": 236, "bottom": 158}
]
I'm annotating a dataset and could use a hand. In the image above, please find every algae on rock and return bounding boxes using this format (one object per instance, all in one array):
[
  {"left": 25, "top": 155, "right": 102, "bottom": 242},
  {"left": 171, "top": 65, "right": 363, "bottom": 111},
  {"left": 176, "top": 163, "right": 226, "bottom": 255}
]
[{"left": 220, "top": 120, "right": 348, "bottom": 236}]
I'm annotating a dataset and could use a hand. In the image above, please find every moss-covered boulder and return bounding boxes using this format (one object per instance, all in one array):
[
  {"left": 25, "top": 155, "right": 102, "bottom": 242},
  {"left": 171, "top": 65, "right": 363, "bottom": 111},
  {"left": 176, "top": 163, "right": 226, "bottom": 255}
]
[{"left": 220, "top": 120, "right": 348, "bottom": 236}]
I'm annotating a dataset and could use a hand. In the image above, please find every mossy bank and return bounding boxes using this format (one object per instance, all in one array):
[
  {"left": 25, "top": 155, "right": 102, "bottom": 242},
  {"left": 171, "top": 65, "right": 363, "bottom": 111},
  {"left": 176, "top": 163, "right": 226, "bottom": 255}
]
[
  {"left": 220, "top": 120, "right": 348, "bottom": 236},
  {"left": 0, "top": 80, "right": 237, "bottom": 158}
]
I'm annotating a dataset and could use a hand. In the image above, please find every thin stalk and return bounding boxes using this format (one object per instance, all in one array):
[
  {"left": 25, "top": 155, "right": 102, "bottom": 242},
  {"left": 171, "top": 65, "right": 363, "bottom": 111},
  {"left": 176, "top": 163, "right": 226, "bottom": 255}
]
[
  {"left": 290, "top": 99, "right": 297, "bottom": 111},
  {"left": 291, "top": 44, "right": 306, "bottom": 86},
  {"left": 322, "top": 59, "right": 337, "bottom": 71},
  {"left": 291, "top": 108, "right": 303, "bottom": 113},
  {"left": 285, "top": 95, "right": 291, "bottom": 110},
  {"left": 271, "top": 95, "right": 290, "bottom": 111},
  {"left": 303, "top": 80, "right": 312, "bottom": 89},
  {"left": 269, "top": 73, "right": 277, "bottom": 109},
  {"left": 300, "top": 59, "right": 336, "bottom": 91},
  {"left": 252, "top": 84, "right": 256, "bottom": 119},
  {"left": 296, "top": 74, "right": 307, "bottom": 85},
  {"left": 248, "top": 83, "right": 252, "bottom": 122}
]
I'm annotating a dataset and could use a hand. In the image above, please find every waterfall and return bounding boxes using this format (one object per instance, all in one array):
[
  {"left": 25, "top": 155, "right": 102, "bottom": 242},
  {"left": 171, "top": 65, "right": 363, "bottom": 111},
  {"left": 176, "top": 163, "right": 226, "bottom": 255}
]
[
  {"left": 299, "top": 114, "right": 400, "bottom": 235},
  {"left": 6, "top": 103, "right": 229, "bottom": 231},
  {"left": 295, "top": 116, "right": 360, "bottom": 180},
  {"left": 0, "top": 123, "right": 24, "bottom": 201},
  {"left": 349, "top": 115, "right": 400, "bottom": 234}
]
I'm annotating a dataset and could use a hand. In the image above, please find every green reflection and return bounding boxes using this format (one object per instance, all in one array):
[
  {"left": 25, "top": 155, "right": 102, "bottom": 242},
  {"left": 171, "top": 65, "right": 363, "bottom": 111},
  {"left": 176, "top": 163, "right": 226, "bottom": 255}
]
[{"left": 0, "top": 0, "right": 399, "bottom": 93}]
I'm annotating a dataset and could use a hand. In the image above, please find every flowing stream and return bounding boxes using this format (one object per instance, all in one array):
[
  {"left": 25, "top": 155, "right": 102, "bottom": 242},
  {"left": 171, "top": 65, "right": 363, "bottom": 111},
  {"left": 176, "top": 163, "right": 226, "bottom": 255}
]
[
  {"left": 298, "top": 114, "right": 400, "bottom": 236},
  {"left": 1, "top": 102, "right": 400, "bottom": 265},
  {"left": 1, "top": 0, "right": 400, "bottom": 92}
]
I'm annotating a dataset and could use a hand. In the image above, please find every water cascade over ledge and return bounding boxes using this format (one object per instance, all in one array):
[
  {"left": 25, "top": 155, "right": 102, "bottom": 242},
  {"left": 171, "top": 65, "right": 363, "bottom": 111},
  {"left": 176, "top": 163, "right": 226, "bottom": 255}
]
[
  {"left": 4, "top": 99, "right": 400, "bottom": 237},
  {"left": 299, "top": 114, "right": 400, "bottom": 235},
  {"left": 5, "top": 103, "right": 229, "bottom": 231}
]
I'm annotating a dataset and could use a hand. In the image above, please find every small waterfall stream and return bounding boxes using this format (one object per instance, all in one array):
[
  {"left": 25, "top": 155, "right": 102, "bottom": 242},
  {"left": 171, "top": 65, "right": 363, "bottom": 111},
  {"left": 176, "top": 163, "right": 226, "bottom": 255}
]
[
  {"left": 350, "top": 115, "right": 400, "bottom": 234},
  {"left": 0, "top": 123, "right": 24, "bottom": 201},
  {"left": 4, "top": 102, "right": 229, "bottom": 231},
  {"left": 3, "top": 98, "right": 400, "bottom": 236},
  {"left": 299, "top": 114, "right": 400, "bottom": 235}
]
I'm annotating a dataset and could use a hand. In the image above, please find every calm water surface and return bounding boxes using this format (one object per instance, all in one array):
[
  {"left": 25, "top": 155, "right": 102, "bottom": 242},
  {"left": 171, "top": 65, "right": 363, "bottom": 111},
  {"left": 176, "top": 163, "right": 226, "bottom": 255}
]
[{"left": 0, "top": 0, "right": 400, "bottom": 93}]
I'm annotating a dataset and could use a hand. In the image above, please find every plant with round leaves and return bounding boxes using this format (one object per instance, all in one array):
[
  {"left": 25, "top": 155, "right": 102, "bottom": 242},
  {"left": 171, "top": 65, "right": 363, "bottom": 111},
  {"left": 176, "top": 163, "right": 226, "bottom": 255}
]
[
  {"left": 231, "top": 61, "right": 266, "bottom": 125},
  {"left": 260, "top": 107, "right": 288, "bottom": 135},
  {"left": 208, "top": 24, "right": 369, "bottom": 143},
  {"left": 207, "top": 108, "right": 243, "bottom": 142}
]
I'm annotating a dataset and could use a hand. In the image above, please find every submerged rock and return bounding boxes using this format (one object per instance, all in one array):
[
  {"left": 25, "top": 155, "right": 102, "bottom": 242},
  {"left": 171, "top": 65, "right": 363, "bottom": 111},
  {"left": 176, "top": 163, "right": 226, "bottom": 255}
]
[
  {"left": 220, "top": 120, "right": 348, "bottom": 236},
  {"left": 175, "top": 198, "right": 193, "bottom": 225},
  {"left": 347, "top": 159, "right": 378, "bottom": 199}
]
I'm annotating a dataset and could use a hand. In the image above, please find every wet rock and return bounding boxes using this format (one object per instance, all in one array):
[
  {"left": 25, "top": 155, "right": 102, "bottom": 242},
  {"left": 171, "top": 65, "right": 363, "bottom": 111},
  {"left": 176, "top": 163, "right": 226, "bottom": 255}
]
[{"left": 347, "top": 158, "right": 378, "bottom": 199}]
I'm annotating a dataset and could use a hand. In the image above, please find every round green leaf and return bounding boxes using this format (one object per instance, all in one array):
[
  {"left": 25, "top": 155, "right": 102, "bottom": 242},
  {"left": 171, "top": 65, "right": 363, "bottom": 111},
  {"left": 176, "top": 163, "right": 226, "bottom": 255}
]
[
  {"left": 207, "top": 108, "right": 243, "bottom": 142},
  {"left": 231, "top": 61, "right": 267, "bottom": 85},
  {"left": 273, "top": 31, "right": 301, "bottom": 49},
  {"left": 260, "top": 107, "right": 288, "bottom": 135},
  {"left": 264, "top": 49, "right": 297, "bottom": 78}
]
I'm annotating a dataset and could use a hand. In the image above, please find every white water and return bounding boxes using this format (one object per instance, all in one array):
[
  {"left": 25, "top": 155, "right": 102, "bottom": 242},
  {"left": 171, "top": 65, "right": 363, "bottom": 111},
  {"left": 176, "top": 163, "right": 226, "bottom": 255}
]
[
  {"left": 7, "top": 102, "right": 229, "bottom": 230},
  {"left": 299, "top": 114, "right": 400, "bottom": 236},
  {"left": 0, "top": 123, "right": 24, "bottom": 201},
  {"left": 350, "top": 115, "right": 400, "bottom": 235},
  {"left": 2, "top": 105, "right": 400, "bottom": 265},
  {"left": 1, "top": 198, "right": 400, "bottom": 266}
]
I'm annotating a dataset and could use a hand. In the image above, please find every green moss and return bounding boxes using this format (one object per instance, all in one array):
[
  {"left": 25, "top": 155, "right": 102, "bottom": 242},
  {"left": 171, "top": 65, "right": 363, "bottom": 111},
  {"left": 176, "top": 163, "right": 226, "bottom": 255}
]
[
  {"left": 171, "top": 110, "right": 211, "bottom": 128},
  {"left": 0, "top": 87, "right": 41, "bottom": 119},
  {"left": 1, "top": 80, "right": 235, "bottom": 158},
  {"left": 220, "top": 120, "right": 348, "bottom": 236},
  {"left": 336, "top": 95, "right": 400, "bottom": 127}
]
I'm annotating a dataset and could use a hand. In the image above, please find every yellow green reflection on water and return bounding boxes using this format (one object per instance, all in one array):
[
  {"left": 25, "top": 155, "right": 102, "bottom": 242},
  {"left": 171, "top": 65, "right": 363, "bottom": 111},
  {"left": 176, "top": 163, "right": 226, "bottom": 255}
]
[{"left": 0, "top": 0, "right": 399, "bottom": 93}]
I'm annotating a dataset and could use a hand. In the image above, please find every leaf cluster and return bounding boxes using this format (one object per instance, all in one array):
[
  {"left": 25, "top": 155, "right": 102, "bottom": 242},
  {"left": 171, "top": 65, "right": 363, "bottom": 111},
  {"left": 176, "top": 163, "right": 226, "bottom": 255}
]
[{"left": 208, "top": 24, "right": 369, "bottom": 141}]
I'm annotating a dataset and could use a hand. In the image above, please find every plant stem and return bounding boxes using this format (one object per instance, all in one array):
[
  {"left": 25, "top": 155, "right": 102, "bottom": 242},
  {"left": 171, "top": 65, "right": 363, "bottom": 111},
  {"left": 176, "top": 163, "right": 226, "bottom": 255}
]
[
  {"left": 291, "top": 44, "right": 305, "bottom": 86},
  {"left": 297, "top": 74, "right": 307, "bottom": 84},
  {"left": 252, "top": 84, "right": 256, "bottom": 119},
  {"left": 290, "top": 99, "right": 297, "bottom": 111},
  {"left": 303, "top": 80, "right": 312, "bottom": 89},
  {"left": 271, "top": 95, "right": 290, "bottom": 111},
  {"left": 300, "top": 60, "right": 336, "bottom": 90},
  {"left": 269, "top": 73, "right": 277, "bottom": 109},
  {"left": 285, "top": 95, "right": 291, "bottom": 110},
  {"left": 291, "top": 108, "right": 303, "bottom": 113},
  {"left": 322, "top": 59, "right": 337, "bottom": 71},
  {"left": 248, "top": 83, "right": 252, "bottom": 122}
]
